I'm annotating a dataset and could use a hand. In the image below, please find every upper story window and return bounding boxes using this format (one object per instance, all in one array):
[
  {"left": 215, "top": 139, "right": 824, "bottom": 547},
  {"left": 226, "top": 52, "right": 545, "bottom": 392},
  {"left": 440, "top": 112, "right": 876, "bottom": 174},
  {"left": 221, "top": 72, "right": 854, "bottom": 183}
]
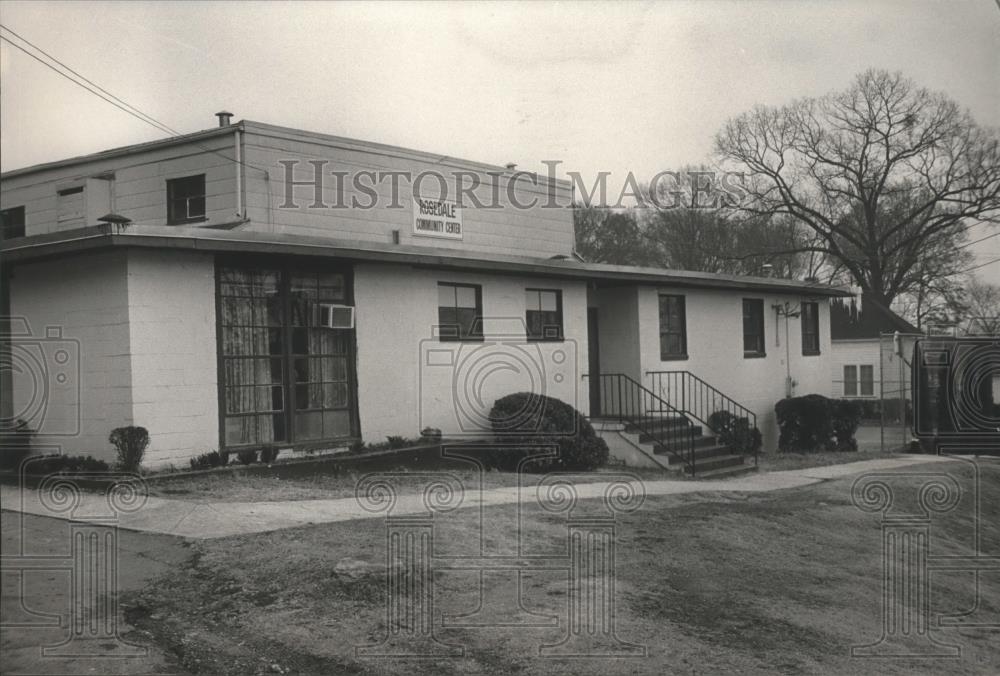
[
  {"left": 438, "top": 282, "right": 483, "bottom": 342},
  {"left": 0, "top": 206, "right": 26, "bottom": 240},
  {"left": 525, "top": 289, "right": 563, "bottom": 341},
  {"left": 801, "top": 301, "right": 820, "bottom": 355},
  {"left": 742, "top": 298, "right": 766, "bottom": 357},
  {"left": 167, "top": 174, "right": 206, "bottom": 224},
  {"left": 658, "top": 294, "right": 687, "bottom": 360}
]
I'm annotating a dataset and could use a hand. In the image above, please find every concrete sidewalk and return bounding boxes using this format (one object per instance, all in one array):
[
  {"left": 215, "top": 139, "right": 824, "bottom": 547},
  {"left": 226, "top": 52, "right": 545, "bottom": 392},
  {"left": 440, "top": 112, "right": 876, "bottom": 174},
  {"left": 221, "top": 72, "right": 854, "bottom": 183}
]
[{"left": 0, "top": 455, "right": 952, "bottom": 539}]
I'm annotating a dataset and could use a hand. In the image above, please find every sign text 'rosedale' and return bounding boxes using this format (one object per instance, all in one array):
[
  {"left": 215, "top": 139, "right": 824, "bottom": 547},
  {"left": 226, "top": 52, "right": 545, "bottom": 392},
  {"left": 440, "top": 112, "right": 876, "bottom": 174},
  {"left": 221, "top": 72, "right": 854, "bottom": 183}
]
[{"left": 413, "top": 197, "right": 463, "bottom": 240}]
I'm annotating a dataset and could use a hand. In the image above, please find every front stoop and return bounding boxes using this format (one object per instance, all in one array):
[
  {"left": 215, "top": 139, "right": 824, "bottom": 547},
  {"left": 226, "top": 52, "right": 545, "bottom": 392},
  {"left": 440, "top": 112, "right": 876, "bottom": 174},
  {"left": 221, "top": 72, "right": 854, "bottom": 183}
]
[{"left": 591, "top": 418, "right": 756, "bottom": 479}]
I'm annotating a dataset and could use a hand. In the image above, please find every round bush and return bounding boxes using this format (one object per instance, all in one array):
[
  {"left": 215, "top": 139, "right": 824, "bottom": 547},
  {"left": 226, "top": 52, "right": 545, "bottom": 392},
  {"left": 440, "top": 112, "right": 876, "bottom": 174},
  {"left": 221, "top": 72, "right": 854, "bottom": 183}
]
[{"left": 487, "top": 393, "right": 608, "bottom": 472}]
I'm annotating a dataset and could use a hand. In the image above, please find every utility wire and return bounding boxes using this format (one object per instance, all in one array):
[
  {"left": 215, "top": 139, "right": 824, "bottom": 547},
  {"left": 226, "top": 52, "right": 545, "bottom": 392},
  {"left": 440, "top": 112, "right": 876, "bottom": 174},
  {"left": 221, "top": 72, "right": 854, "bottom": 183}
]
[
  {"left": 0, "top": 25, "right": 270, "bottom": 175},
  {"left": 957, "top": 230, "right": 1000, "bottom": 250}
]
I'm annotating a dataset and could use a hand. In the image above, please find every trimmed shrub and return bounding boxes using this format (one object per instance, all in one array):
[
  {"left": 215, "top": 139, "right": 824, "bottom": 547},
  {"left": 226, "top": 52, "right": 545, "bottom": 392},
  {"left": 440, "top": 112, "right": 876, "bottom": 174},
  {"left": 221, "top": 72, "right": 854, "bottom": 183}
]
[
  {"left": 26, "top": 454, "right": 110, "bottom": 475},
  {"left": 0, "top": 419, "right": 35, "bottom": 470},
  {"left": 259, "top": 446, "right": 279, "bottom": 464},
  {"left": 189, "top": 451, "right": 225, "bottom": 470},
  {"left": 776, "top": 394, "right": 862, "bottom": 453},
  {"left": 109, "top": 426, "right": 149, "bottom": 471},
  {"left": 831, "top": 399, "right": 863, "bottom": 452},
  {"left": 707, "top": 411, "right": 762, "bottom": 455},
  {"left": 420, "top": 427, "right": 442, "bottom": 443},
  {"left": 775, "top": 395, "right": 836, "bottom": 453},
  {"left": 237, "top": 449, "right": 259, "bottom": 465},
  {"left": 486, "top": 393, "right": 608, "bottom": 472}
]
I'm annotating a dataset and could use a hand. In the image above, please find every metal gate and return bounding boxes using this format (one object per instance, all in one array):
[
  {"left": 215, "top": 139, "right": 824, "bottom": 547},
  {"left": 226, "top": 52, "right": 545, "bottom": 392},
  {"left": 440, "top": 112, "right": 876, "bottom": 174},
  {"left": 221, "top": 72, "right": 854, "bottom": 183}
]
[{"left": 877, "top": 332, "right": 923, "bottom": 452}]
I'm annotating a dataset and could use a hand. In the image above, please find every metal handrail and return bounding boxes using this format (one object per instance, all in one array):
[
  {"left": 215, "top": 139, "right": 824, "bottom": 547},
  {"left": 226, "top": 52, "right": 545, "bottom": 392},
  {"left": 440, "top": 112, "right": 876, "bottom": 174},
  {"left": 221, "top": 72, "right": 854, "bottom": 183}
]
[
  {"left": 586, "top": 373, "right": 697, "bottom": 474},
  {"left": 646, "top": 370, "right": 759, "bottom": 468}
]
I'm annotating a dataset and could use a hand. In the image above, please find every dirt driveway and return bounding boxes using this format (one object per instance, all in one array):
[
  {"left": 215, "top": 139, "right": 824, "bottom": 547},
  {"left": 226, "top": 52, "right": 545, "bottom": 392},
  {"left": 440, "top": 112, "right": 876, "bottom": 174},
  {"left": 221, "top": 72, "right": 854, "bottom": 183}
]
[{"left": 0, "top": 511, "right": 191, "bottom": 675}]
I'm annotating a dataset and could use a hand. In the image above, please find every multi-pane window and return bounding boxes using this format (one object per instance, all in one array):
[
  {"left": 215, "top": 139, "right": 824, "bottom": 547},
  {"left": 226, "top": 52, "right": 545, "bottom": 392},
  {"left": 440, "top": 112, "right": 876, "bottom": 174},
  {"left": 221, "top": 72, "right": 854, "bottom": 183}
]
[
  {"left": 801, "top": 301, "right": 820, "bottom": 355},
  {"left": 658, "top": 294, "right": 687, "bottom": 359},
  {"left": 438, "top": 282, "right": 482, "bottom": 341},
  {"left": 742, "top": 298, "right": 765, "bottom": 357},
  {"left": 525, "top": 289, "right": 563, "bottom": 341},
  {"left": 167, "top": 174, "right": 206, "bottom": 224},
  {"left": 843, "top": 364, "right": 875, "bottom": 397},
  {"left": 0, "top": 206, "right": 25, "bottom": 239},
  {"left": 218, "top": 265, "right": 353, "bottom": 448}
]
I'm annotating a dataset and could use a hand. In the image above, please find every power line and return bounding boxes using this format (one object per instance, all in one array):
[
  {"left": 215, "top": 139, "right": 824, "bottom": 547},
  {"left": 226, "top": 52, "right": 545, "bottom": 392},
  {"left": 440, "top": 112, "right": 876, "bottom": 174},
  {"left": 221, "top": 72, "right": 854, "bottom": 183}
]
[
  {"left": 957, "top": 230, "right": 1000, "bottom": 250},
  {"left": 0, "top": 25, "right": 269, "bottom": 175},
  {"left": 956, "top": 257, "right": 1000, "bottom": 274},
  {"left": 2, "top": 24, "right": 182, "bottom": 136}
]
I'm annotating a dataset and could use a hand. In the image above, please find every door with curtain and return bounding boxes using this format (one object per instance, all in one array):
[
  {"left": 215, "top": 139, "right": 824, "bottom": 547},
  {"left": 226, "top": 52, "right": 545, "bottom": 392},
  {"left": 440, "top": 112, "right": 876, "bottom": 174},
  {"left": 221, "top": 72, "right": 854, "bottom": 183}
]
[{"left": 218, "top": 262, "right": 356, "bottom": 449}]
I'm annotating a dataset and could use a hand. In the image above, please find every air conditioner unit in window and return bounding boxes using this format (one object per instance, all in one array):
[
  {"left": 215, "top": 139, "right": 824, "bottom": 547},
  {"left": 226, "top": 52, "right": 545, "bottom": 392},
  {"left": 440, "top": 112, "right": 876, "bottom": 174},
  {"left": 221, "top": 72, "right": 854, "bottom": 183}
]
[{"left": 318, "top": 303, "right": 355, "bottom": 329}]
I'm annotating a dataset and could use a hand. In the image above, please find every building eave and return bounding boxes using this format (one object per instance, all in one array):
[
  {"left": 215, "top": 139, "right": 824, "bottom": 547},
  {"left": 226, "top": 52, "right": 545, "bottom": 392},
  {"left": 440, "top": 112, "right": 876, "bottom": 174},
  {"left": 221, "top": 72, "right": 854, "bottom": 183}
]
[{"left": 1, "top": 226, "right": 853, "bottom": 297}]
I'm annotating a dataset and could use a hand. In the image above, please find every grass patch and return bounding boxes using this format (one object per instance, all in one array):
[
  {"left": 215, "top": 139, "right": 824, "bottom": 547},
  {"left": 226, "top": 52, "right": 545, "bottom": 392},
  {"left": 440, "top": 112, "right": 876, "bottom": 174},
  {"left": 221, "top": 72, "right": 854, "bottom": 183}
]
[
  {"left": 127, "top": 458, "right": 1000, "bottom": 675},
  {"left": 145, "top": 463, "right": 680, "bottom": 503}
]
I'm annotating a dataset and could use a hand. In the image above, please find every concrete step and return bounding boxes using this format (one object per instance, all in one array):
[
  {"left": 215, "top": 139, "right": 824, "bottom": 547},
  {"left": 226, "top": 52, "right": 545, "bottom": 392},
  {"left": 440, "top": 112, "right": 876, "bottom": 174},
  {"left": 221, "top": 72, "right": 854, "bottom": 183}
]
[
  {"left": 653, "top": 434, "right": 719, "bottom": 454},
  {"left": 655, "top": 443, "right": 731, "bottom": 464},
  {"left": 684, "top": 453, "right": 746, "bottom": 474},
  {"left": 637, "top": 425, "right": 702, "bottom": 444}
]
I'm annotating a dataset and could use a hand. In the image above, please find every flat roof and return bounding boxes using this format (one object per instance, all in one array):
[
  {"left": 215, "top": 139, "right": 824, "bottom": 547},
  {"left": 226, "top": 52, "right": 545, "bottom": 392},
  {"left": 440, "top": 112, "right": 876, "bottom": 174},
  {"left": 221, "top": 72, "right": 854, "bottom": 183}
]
[
  {"left": 1, "top": 120, "right": 571, "bottom": 190},
  {"left": 1, "top": 225, "right": 852, "bottom": 297}
]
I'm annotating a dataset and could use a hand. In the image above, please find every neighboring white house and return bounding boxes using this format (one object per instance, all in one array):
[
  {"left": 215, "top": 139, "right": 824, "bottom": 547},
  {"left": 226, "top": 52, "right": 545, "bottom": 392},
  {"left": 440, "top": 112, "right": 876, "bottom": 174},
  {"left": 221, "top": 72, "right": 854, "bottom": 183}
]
[
  {"left": 1, "top": 116, "right": 850, "bottom": 471},
  {"left": 830, "top": 294, "right": 921, "bottom": 401}
]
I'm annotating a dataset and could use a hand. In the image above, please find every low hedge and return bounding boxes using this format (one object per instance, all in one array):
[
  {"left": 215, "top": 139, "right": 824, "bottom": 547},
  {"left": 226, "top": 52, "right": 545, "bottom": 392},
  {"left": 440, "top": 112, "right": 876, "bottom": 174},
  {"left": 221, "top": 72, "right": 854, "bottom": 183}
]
[
  {"left": 776, "top": 394, "right": 862, "bottom": 453},
  {"left": 486, "top": 393, "right": 608, "bottom": 472}
]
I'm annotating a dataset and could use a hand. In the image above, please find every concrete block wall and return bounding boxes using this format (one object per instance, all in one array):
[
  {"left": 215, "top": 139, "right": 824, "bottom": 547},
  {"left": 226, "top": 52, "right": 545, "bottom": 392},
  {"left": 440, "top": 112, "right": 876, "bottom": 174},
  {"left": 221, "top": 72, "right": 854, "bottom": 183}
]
[
  {"left": 8, "top": 251, "right": 134, "bottom": 460},
  {"left": 126, "top": 249, "right": 219, "bottom": 466},
  {"left": 354, "top": 262, "right": 589, "bottom": 443}
]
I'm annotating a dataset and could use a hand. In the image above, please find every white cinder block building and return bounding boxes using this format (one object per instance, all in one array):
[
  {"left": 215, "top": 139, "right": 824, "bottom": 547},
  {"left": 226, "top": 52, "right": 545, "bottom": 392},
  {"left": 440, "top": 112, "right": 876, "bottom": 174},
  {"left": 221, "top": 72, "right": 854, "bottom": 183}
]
[{"left": 0, "top": 118, "right": 850, "bottom": 471}]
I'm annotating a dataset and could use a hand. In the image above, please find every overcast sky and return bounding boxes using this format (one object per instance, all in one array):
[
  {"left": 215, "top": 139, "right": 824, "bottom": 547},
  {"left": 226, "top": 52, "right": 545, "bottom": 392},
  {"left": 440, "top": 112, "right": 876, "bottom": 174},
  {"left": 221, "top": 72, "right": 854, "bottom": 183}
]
[{"left": 1, "top": 0, "right": 997, "bottom": 279}]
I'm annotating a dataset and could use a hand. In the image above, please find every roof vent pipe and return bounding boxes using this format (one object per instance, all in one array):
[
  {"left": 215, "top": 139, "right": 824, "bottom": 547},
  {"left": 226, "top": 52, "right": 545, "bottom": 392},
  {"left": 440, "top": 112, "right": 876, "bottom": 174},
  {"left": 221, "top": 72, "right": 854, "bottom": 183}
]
[{"left": 216, "top": 111, "right": 234, "bottom": 127}]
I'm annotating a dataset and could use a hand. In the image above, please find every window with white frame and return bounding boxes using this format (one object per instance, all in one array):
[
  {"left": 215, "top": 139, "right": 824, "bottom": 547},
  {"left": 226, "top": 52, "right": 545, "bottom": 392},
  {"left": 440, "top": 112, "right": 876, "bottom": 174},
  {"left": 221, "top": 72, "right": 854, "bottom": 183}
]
[{"left": 843, "top": 364, "right": 875, "bottom": 397}]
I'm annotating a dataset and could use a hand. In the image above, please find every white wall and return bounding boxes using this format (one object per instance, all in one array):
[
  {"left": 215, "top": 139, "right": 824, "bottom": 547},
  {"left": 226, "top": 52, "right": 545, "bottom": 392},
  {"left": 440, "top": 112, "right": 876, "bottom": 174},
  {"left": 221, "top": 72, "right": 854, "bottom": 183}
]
[
  {"left": 618, "top": 286, "right": 835, "bottom": 451},
  {"left": 830, "top": 337, "right": 915, "bottom": 400},
  {"left": 1, "top": 134, "right": 239, "bottom": 237},
  {"left": 8, "top": 251, "right": 133, "bottom": 460},
  {"left": 7, "top": 249, "right": 219, "bottom": 467},
  {"left": 126, "top": 249, "right": 219, "bottom": 466},
  {"left": 242, "top": 124, "right": 576, "bottom": 259},
  {"left": 353, "top": 263, "right": 588, "bottom": 443}
]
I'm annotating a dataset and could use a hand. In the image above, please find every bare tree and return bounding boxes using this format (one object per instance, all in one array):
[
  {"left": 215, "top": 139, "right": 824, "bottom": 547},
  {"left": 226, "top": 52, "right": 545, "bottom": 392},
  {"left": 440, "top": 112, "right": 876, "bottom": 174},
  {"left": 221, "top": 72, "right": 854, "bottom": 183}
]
[
  {"left": 715, "top": 69, "right": 1000, "bottom": 306},
  {"left": 573, "top": 204, "right": 653, "bottom": 265},
  {"left": 962, "top": 280, "right": 1000, "bottom": 335},
  {"left": 641, "top": 167, "right": 817, "bottom": 277}
]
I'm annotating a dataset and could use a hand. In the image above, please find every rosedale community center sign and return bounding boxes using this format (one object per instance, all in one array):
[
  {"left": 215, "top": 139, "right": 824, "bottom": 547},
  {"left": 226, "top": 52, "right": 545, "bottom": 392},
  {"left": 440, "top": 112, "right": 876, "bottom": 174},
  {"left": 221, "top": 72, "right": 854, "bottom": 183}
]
[{"left": 413, "top": 197, "right": 463, "bottom": 240}]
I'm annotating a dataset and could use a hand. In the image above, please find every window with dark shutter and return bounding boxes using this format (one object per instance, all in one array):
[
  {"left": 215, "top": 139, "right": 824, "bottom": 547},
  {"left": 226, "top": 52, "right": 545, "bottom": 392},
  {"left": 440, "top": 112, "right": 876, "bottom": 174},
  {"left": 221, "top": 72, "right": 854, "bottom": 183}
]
[
  {"left": 742, "top": 298, "right": 765, "bottom": 357},
  {"left": 658, "top": 294, "right": 687, "bottom": 359},
  {"left": 801, "top": 301, "right": 820, "bottom": 355}
]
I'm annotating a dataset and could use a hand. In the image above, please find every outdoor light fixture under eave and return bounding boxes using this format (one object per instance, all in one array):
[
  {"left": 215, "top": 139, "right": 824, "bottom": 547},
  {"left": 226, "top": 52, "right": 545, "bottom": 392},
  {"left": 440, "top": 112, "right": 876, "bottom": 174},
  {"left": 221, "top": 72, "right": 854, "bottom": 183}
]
[{"left": 97, "top": 213, "right": 132, "bottom": 234}]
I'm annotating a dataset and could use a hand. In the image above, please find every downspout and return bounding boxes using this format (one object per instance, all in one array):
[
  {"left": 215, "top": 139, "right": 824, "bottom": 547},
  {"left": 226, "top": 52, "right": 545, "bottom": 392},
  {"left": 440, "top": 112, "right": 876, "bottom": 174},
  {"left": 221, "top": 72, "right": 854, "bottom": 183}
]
[{"left": 234, "top": 127, "right": 243, "bottom": 218}]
